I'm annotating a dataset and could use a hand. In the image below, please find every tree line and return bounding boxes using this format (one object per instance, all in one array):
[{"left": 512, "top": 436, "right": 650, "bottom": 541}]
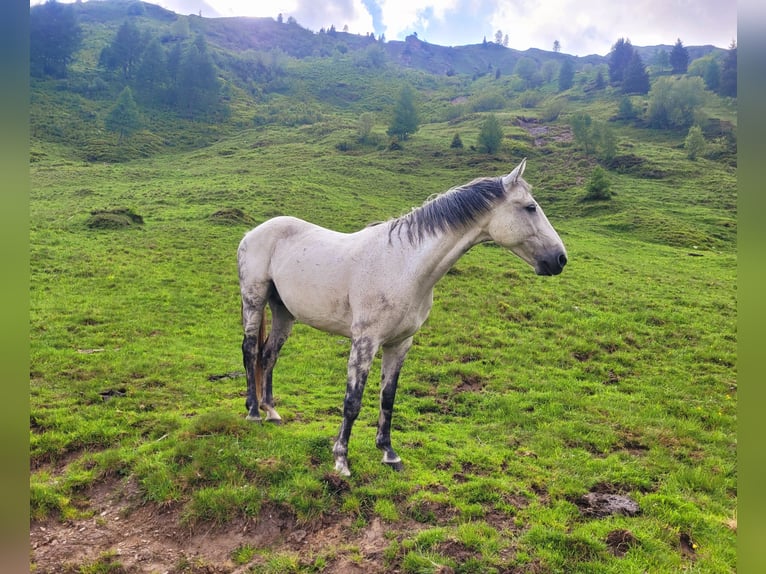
[{"left": 30, "top": 0, "right": 227, "bottom": 136}]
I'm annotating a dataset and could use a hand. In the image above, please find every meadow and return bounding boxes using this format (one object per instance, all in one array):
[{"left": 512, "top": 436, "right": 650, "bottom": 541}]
[
  {"left": 30, "top": 110, "right": 736, "bottom": 572},
  {"left": 29, "top": 10, "right": 736, "bottom": 569}
]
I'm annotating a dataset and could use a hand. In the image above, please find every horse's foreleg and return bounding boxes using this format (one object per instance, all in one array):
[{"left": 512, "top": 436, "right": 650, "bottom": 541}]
[
  {"left": 333, "top": 336, "right": 377, "bottom": 476},
  {"left": 376, "top": 337, "right": 413, "bottom": 471}
]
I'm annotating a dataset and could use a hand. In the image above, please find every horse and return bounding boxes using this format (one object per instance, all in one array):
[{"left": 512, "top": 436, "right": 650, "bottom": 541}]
[{"left": 237, "top": 159, "right": 567, "bottom": 476}]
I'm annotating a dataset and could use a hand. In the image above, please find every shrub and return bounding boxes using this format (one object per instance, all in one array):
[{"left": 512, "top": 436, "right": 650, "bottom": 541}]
[
  {"left": 685, "top": 125, "right": 706, "bottom": 160},
  {"left": 584, "top": 166, "right": 612, "bottom": 200},
  {"left": 477, "top": 114, "right": 504, "bottom": 154}
]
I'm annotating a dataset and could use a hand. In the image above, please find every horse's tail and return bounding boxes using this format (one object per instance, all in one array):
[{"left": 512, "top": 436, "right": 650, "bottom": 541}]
[{"left": 254, "top": 310, "right": 267, "bottom": 408}]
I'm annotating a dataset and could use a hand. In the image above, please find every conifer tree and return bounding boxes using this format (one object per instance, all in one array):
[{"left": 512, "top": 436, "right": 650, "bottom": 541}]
[
  {"left": 105, "top": 87, "right": 141, "bottom": 142},
  {"left": 622, "top": 53, "right": 650, "bottom": 94},
  {"left": 718, "top": 40, "right": 737, "bottom": 97},
  {"left": 608, "top": 38, "right": 634, "bottom": 85},
  {"left": 670, "top": 39, "right": 689, "bottom": 74},
  {"left": 558, "top": 58, "right": 574, "bottom": 91},
  {"left": 175, "top": 34, "right": 221, "bottom": 118},
  {"left": 100, "top": 20, "right": 143, "bottom": 80},
  {"left": 134, "top": 38, "right": 168, "bottom": 104},
  {"left": 30, "top": 0, "right": 82, "bottom": 78},
  {"left": 585, "top": 166, "right": 611, "bottom": 200}
]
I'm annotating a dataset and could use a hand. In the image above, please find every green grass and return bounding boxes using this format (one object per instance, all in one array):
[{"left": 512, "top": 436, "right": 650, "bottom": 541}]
[{"left": 30, "top": 25, "right": 736, "bottom": 571}]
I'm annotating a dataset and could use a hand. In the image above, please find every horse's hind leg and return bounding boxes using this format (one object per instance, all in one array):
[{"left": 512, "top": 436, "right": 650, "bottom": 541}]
[
  {"left": 241, "top": 289, "right": 268, "bottom": 422},
  {"left": 376, "top": 337, "right": 413, "bottom": 471},
  {"left": 258, "top": 298, "right": 294, "bottom": 423}
]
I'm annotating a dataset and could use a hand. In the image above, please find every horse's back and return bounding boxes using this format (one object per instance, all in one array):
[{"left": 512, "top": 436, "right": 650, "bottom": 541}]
[{"left": 238, "top": 216, "right": 372, "bottom": 335}]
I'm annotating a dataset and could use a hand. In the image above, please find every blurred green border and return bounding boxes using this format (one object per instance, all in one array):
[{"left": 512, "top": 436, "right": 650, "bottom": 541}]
[
  {"left": 738, "top": 2, "right": 765, "bottom": 573},
  {"left": 1, "top": 1, "right": 30, "bottom": 572}
]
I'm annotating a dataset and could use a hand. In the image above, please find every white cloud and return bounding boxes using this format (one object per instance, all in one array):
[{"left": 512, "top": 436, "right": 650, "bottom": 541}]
[
  {"left": 377, "top": 0, "right": 461, "bottom": 40},
  {"left": 488, "top": 0, "right": 736, "bottom": 55},
  {"left": 203, "top": 0, "right": 374, "bottom": 34}
]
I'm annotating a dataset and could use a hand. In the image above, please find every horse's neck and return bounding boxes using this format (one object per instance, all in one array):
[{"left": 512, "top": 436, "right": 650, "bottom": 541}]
[{"left": 403, "top": 223, "right": 489, "bottom": 289}]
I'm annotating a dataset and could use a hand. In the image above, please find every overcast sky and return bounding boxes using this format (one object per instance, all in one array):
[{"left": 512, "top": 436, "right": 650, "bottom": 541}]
[{"left": 32, "top": 0, "right": 737, "bottom": 56}]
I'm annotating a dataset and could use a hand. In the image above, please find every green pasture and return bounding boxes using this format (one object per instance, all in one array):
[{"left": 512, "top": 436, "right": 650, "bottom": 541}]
[{"left": 30, "top": 112, "right": 736, "bottom": 572}]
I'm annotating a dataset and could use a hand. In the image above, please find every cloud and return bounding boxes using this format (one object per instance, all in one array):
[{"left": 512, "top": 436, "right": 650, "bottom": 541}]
[
  {"left": 376, "top": 0, "right": 461, "bottom": 40},
  {"left": 201, "top": 0, "right": 374, "bottom": 34},
  {"left": 488, "top": 0, "right": 736, "bottom": 55}
]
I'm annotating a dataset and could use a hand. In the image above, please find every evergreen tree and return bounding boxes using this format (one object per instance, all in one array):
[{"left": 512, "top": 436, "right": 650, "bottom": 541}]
[
  {"left": 558, "top": 58, "right": 575, "bottom": 91},
  {"left": 585, "top": 166, "right": 611, "bottom": 200},
  {"left": 651, "top": 49, "right": 669, "bottom": 72},
  {"left": 622, "top": 52, "right": 650, "bottom": 94},
  {"left": 477, "top": 114, "right": 503, "bottom": 154},
  {"left": 175, "top": 34, "right": 221, "bottom": 118},
  {"left": 30, "top": 0, "right": 82, "bottom": 78},
  {"left": 718, "top": 40, "right": 737, "bottom": 97},
  {"left": 594, "top": 69, "right": 606, "bottom": 89},
  {"left": 100, "top": 20, "right": 144, "bottom": 80},
  {"left": 702, "top": 58, "right": 720, "bottom": 92},
  {"left": 387, "top": 85, "right": 420, "bottom": 140},
  {"left": 669, "top": 38, "right": 689, "bottom": 74},
  {"left": 134, "top": 38, "right": 168, "bottom": 104},
  {"left": 608, "top": 38, "right": 634, "bottom": 85},
  {"left": 450, "top": 132, "right": 463, "bottom": 149},
  {"left": 105, "top": 86, "right": 141, "bottom": 142},
  {"left": 617, "top": 96, "right": 637, "bottom": 120}
]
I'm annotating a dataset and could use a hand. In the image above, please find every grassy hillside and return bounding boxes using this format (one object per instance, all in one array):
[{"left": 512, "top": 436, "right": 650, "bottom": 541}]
[{"left": 30, "top": 2, "right": 736, "bottom": 572}]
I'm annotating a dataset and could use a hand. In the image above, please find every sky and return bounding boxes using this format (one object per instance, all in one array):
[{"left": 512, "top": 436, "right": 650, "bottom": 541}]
[{"left": 31, "top": 0, "right": 737, "bottom": 56}]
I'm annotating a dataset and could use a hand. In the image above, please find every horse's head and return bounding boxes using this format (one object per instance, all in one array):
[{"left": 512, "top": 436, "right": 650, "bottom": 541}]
[{"left": 487, "top": 159, "right": 568, "bottom": 276}]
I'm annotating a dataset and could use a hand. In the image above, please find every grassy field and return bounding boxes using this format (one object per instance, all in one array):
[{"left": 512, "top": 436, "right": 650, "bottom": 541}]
[{"left": 30, "top": 110, "right": 736, "bottom": 572}]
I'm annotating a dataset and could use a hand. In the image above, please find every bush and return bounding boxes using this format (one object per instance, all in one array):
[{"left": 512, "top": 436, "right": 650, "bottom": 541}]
[
  {"left": 685, "top": 125, "right": 706, "bottom": 160},
  {"left": 647, "top": 76, "right": 707, "bottom": 130},
  {"left": 477, "top": 114, "right": 503, "bottom": 154},
  {"left": 584, "top": 166, "right": 612, "bottom": 200},
  {"left": 519, "top": 90, "right": 542, "bottom": 109}
]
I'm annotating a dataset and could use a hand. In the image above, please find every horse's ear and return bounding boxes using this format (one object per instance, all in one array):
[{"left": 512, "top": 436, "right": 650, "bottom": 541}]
[{"left": 502, "top": 158, "right": 527, "bottom": 189}]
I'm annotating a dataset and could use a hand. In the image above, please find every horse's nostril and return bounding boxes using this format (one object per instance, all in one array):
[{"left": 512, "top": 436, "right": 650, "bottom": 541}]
[{"left": 558, "top": 253, "right": 568, "bottom": 267}]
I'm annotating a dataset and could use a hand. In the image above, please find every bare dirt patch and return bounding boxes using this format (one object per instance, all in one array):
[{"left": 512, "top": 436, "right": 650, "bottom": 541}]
[
  {"left": 605, "top": 529, "right": 639, "bottom": 557},
  {"left": 30, "top": 477, "right": 420, "bottom": 573}
]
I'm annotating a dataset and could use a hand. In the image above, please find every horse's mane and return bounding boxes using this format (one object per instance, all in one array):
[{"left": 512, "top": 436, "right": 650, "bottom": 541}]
[{"left": 388, "top": 176, "right": 507, "bottom": 244}]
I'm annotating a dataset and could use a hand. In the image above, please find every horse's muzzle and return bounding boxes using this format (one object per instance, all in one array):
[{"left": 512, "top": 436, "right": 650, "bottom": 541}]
[{"left": 535, "top": 252, "right": 567, "bottom": 276}]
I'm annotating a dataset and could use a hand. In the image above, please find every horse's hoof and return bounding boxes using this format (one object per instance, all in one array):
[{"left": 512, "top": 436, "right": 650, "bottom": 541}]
[
  {"left": 334, "top": 459, "right": 351, "bottom": 477},
  {"left": 246, "top": 414, "right": 263, "bottom": 423},
  {"left": 383, "top": 460, "right": 404, "bottom": 472},
  {"left": 266, "top": 417, "right": 282, "bottom": 425}
]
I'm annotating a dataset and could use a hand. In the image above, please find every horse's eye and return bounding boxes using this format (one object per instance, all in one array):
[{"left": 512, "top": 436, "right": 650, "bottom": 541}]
[{"left": 525, "top": 203, "right": 537, "bottom": 213}]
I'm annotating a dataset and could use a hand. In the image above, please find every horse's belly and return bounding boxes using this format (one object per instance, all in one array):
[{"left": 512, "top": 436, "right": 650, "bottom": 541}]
[{"left": 273, "top": 274, "right": 354, "bottom": 337}]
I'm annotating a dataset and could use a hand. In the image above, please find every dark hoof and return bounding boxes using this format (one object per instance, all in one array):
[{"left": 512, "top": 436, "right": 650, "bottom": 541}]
[
  {"left": 266, "top": 418, "right": 282, "bottom": 425},
  {"left": 383, "top": 460, "right": 404, "bottom": 472}
]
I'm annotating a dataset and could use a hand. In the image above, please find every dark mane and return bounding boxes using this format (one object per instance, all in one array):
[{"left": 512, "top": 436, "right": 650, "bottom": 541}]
[{"left": 388, "top": 177, "right": 506, "bottom": 244}]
